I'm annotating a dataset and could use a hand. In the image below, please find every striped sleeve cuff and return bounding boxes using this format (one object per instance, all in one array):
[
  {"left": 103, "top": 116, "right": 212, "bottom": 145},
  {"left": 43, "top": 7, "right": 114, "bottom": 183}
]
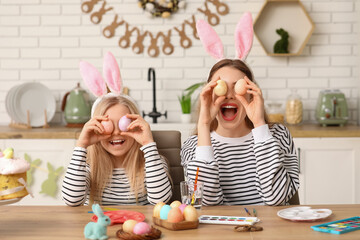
[
  {"left": 140, "top": 142, "right": 157, "bottom": 153},
  {"left": 252, "top": 124, "right": 272, "bottom": 144}
]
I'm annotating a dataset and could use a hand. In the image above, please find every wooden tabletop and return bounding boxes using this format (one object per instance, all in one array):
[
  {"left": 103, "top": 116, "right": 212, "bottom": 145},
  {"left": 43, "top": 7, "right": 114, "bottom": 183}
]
[
  {"left": 1, "top": 124, "right": 360, "bottom": 139},
  {"left": 0, "top": 204, "right": 359, "bottom": 239}
]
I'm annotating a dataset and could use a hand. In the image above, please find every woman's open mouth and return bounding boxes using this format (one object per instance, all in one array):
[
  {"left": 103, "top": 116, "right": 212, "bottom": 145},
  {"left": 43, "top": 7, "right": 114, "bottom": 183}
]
[
  {"left": 220, "top": 103, "right": 238, "bottom": 121},
  {"left": 110, "top": 139, "right": 125, "bottom": 145}
]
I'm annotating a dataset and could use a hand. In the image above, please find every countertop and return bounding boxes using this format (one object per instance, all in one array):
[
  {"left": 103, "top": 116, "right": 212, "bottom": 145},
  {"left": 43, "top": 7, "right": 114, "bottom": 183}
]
[{"left": 0, "top": 123, "right": 360, "bottom": 139}]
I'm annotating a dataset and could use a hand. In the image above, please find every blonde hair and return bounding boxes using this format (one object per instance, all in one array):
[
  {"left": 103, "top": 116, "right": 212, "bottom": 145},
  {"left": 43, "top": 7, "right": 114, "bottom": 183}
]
[{"left": 87, "top": 95, "right": 145, "bottom": 204}]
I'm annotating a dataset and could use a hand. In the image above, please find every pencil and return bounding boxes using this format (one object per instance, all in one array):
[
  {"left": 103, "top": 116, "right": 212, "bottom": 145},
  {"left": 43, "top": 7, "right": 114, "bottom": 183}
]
[
  {"left": 191, "top": 167, "right": 200, "bottom": 205},
  {"left": 244, "top": 207, "right": 252, "bottom": 217},
  {"left": 253, "top": 208, "right": 257, "bottom": 217}
]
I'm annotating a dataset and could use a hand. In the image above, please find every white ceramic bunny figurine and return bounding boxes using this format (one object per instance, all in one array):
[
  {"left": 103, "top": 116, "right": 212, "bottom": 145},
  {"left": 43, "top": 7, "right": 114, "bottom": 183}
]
[{"left": 84, "top": 204, "right": 111, "bottom": 240}]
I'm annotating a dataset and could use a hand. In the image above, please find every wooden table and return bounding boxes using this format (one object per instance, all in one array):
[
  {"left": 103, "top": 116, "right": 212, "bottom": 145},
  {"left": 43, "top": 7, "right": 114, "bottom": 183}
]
[{"left": 0, "top": 204, "right": 359, "bottom": 239}]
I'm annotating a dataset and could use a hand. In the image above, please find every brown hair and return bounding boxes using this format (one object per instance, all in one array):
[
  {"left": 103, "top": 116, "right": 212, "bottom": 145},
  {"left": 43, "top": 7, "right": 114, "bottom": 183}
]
[
  {"left": 88, "top": 95, "right": 145, "bottom": 204},
  {"left": 194, "top": 59, "right": 270, "bottom": 134}
]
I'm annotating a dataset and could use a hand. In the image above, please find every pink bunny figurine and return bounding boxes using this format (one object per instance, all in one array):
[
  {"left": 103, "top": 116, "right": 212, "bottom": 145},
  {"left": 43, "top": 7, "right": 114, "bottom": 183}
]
[{"left": 84, "top": 204, "right": 111, "bottom": 240}]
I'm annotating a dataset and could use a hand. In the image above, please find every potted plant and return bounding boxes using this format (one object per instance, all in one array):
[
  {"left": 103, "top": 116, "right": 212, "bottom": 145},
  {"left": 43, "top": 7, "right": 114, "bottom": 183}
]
[{"left": 178, "top": 82, "right": 204, "bottom": 123}]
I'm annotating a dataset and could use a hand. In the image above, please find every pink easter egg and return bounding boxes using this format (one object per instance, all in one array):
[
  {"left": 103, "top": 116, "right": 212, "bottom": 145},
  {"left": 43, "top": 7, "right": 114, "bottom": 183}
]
[
  {"left": 119, "top": 115, "right": 131, "bottom": 132},
  {"left": 178, "top": 204, "right": 187, "bottom": 214},
  {"left": 101, "top": 120, "right": 114, "bottom": 134},
  {"left": 133, "top": 222, "right": 151, "bottom": 235}
]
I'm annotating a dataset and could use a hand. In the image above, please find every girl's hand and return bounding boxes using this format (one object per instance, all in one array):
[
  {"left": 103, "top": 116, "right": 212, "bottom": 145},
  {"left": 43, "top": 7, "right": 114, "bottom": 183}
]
[
  {"left": 76, "top": 116, "right": 112, "bottom": 148},
  {"left": 236, "top": 76, "right": 266, "bottom": 127},
  {"left": 120, "top": 114, "right": 154, "bottom": 146},
  {"left": 198, "top": 78, "right": 225, "bottom": 126}
]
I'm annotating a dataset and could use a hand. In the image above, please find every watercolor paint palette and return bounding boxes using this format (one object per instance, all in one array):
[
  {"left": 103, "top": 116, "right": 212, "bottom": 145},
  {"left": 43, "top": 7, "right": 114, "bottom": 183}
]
[
  {"left": 199, "top": 215, "right": 259, "bottom": 225},
  {"left": 311, "top": 216, "right": 360, "bottom": 234}
]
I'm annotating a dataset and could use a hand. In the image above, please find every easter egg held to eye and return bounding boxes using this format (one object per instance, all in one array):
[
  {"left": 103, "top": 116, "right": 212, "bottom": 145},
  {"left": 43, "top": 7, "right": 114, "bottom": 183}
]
[
  {"left": 101, "top": 120, "right": 114, "bottom": 134},
  {"left": 133, "top": 222, "right": 151, "bottom": 235},
  {"left": 153, "top": 202, "right": 165, "bottom": 218},
  {"left": 213, "top": 79, "right": 227, "bottom": 96},
  {"left": 167, "top": 207, "right": 184, "bottom": 223},
  {"left": 122, "top": 220, "right": 138, "bottom": 233},
  {"left": 235, "top": 78, "right": 247, "bottom": 95},
  {"left": 159, "top": 205, "right": 172, "bottom": 220},
  {"left": 119, "top": 115, "right": 131, "bottom": 132}
]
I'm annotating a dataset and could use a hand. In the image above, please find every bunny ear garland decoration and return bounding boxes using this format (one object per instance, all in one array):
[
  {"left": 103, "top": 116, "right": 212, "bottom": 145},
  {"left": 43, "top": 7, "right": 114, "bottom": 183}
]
[{"left": 196, "top": 11, "right": 254, "bottom": 60}]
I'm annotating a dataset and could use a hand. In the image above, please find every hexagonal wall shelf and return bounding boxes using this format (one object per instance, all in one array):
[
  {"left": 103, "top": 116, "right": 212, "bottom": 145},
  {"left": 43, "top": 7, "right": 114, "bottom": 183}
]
[{"left": 254, "top": 0, "right": 315, "bottom": 56}]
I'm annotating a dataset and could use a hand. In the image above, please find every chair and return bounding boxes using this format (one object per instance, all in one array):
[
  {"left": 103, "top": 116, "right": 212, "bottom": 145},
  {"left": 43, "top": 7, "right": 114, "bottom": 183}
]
[
  {"left": 288, "top": 191, "right": 300, "bottom": 205},
  {"left": 152, "top": 130, "right": 184, "bottom": 203}
]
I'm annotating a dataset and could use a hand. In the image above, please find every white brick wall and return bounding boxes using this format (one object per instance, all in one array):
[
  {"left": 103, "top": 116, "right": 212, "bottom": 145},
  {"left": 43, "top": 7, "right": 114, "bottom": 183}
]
[{"left": 0, "top": 0, "right": 359, "bottom": 126}]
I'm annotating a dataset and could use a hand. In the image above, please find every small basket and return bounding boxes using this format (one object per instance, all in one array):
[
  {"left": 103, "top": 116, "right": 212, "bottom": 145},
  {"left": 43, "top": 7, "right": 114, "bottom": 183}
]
[
  {"left": 116, "top": 226, "right": 162, "bottom": 240},
  {"left": 152, "top": 217, "right": 199, "bottom": 231}
]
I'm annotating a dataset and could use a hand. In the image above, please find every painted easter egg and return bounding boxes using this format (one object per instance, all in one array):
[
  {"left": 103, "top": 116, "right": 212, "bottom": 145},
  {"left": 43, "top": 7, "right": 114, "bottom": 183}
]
[
  {"left": 153, "top": 202, "right": 165, "bottom": 218},
  {"left": 213, "top": 79, "right": 227, "bottom": 96},
  {"left": 183, "top": 205, "right": 198, "bottom": 221},
  {"left": 133, "top": 222, "right": 151, "bottom": 235},
  {"left": 122, "top": 219, "right": 138, "bottom": 233},
  {"left": 170, "top": 200, "right": 182, "bottom": 208},
  {"left": 159, "top": 205, "right": 172, "bottom": 220},
  {"left": 178, "top": 204, "right": 187, "bottom": 214},
  {"left": 167, "top": 207, "right": 184, "bottom": 223},
  {"left": 101, "top": 120, "right": 114, "bottom": 134},
  {"left": 119, "top": 115, "right": 131, "bottom": 132},
  {"left": 235, "top": 78, "right": 247, "bottom": 95}
]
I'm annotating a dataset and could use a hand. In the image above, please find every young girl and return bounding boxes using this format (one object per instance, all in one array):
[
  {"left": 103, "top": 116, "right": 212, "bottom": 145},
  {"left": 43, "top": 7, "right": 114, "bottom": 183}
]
[
  {"left": 61, "top": 52, "right": 172, "bottom": 206},
  {"left": 181, "top": 13, "right": 299, "bottom": 206}
]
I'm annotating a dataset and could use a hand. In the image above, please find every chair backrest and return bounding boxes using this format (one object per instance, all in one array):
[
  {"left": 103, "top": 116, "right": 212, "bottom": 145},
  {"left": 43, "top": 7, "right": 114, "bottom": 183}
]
[
  {"left": 288, "top": 191, "right": 300, "bottom": 205},
  {"left": 152, "top": 130, "right": 183, "bottom": 203}
]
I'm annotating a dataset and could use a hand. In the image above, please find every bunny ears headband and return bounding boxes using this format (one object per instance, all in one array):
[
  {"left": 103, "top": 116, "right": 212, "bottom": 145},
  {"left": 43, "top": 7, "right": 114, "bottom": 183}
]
[
  {"left": 79, "top": 52, "right": 136, "bottom": 116},
  {"left": 196, "top": 12, "right": 253, "bottom": 60}
]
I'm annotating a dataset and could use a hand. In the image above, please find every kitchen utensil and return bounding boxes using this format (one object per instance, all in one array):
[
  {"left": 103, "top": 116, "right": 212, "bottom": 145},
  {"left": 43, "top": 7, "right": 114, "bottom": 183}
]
[
  {"left": 61, "top": 83, "right": 91, "bottom": 127},
  {"left": 315, "top": 89, "right": 348, "bottom": 127}
]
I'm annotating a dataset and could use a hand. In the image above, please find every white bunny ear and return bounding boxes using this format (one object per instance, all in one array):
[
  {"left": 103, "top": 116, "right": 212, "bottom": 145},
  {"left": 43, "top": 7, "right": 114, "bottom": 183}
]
[
  {"left": 196, "top": 19, "right": 224, "bottom": 60},
  {"left": 79, "top": 61, "right": 107, "bottom": 97},
  {"left": 103, "top": 52, "right": 122, "bottom": 94},
  {"left": 235, "top": 12, "right": 254, "bottom": 60}
]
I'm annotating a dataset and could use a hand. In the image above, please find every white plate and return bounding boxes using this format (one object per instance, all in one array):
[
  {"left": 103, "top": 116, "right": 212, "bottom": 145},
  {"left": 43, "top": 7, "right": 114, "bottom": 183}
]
[
  {"left": 12, "top": 82, "right": 56, "bottom": 127},
  {"left": 0, "top": 197, "right": 22, "bottom": 206},
  {"left": 5, "top": 85, "right": 21, "bottom": 123},
  {"left": 277, "top": 206, "right": 332, "bottom": 222}
]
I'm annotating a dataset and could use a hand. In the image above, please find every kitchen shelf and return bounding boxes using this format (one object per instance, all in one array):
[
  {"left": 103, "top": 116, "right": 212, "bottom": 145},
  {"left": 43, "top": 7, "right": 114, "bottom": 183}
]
[{"left": 254, "top": 0, "right": 315, "bottom": 56}]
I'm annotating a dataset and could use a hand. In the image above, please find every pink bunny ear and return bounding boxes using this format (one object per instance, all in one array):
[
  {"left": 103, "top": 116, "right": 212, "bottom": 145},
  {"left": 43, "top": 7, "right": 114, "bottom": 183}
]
[
  {"left": 79, "top": 61, "right": 107, "bottom": 97},
  {"left": 196, "top": 19, "right": 224, "bottom": 60},
  {"left": 103, "top": 52, "right": 122, "bottom": 94},
  {"left": 234, "top": 12, "right": 254, "bottom": 60}
]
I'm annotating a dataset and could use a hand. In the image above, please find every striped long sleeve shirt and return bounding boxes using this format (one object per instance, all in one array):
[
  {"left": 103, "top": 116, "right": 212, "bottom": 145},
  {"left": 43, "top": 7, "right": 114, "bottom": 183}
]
[
  {"left": 61, "top": 142, "right": 172, "bottom": 206},
  {"left": 181, "top": 124, "right": 299, "bottom": 206}
]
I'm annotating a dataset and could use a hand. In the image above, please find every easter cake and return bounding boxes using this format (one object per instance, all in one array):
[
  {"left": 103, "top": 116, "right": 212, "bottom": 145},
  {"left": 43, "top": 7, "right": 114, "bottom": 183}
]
[{"left": 0, "top": 148, "right": 30, "bottom": 200}]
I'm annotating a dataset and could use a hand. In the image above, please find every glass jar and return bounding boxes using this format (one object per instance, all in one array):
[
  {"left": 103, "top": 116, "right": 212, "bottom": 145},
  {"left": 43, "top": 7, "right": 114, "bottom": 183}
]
[
  {"left": 266, "top": 102, "right": 284, "bottom": 123},
  {"left": 285, "top": 89, "right": 303, "bottom": 125}
]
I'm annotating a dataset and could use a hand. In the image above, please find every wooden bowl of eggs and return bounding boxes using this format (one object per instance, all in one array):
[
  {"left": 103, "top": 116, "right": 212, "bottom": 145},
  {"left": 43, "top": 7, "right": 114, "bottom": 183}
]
[
  {"left": 117, "top": 220, "right": 162, "bottom": 240},
  {"left": 152, "top": 200, "right": 199, "bottom": 231}
]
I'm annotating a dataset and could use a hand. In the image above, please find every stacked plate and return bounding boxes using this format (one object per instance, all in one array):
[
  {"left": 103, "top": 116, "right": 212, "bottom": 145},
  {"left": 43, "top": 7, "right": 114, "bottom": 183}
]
[{"left": 5, "top": 82, "right": 56, "bottom": 127}]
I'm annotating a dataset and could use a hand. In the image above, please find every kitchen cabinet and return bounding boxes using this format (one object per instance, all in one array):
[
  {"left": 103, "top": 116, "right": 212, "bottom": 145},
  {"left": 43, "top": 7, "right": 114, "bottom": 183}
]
[
  {"left": 294, "top": 138, "right": 360, "bottom": 205},
  {"left": 0, "top": 139, "right": 76, "bottom": 205}
]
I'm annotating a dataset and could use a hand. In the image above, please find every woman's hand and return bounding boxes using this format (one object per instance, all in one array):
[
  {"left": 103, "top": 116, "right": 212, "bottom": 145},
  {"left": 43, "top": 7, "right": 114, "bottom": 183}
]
[
  {"left": 120, "top": 114, "right": 154, "bottom": 146},
  {"left": 76, "top": 116, "right": 111, "bottom": 148},
  {"left": 236, "top": 76, "right": 266, "bottom": 127},
  {"left": 198, "top": 78, "right": 225, "bottom": 126}
]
